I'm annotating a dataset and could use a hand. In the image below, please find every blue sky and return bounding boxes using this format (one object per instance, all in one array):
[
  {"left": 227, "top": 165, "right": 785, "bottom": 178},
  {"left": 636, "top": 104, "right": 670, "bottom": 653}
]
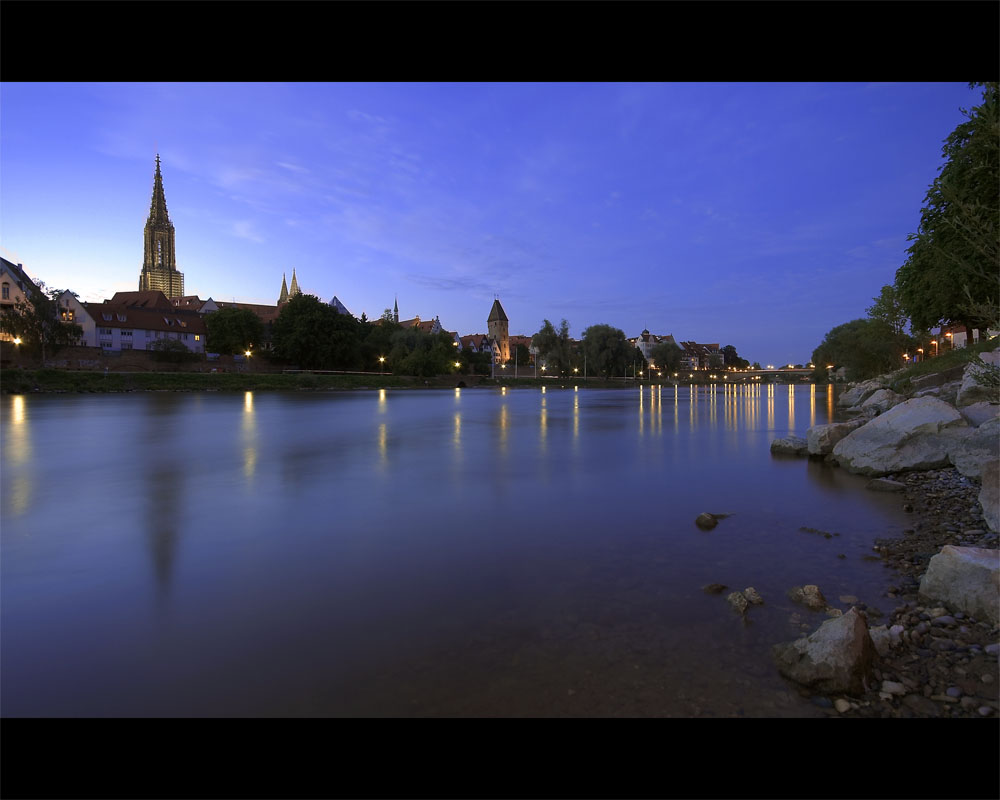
[{"left": 0, "top": 82, "right": 977, "bottom": 366}]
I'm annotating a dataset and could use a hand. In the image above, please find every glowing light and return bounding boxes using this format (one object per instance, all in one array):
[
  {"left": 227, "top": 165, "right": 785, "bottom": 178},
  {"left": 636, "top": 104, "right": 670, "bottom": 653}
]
[{"left": 13, "top": 337, "right": 21, "bottom": 345}]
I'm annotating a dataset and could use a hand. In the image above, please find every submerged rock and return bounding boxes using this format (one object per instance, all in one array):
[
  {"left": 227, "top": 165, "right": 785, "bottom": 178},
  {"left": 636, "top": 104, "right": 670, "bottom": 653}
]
[
  {"left": 702, "top": 583, "right": 728, "bottom": 595},
  {"left": 695, "top": 513, "right": 718, "bottom": 530},
  {"left": 787, "top": 584, "right": 829, "bottom": 611},
  {"left": 726, "top": 591, "right": 750, "bottom": 615},
  {"left": 771, "top": 435, "right": 809, "bottom": 456},
  {"left": 743, "top": 586, "right": 764, "bottom": 605}
]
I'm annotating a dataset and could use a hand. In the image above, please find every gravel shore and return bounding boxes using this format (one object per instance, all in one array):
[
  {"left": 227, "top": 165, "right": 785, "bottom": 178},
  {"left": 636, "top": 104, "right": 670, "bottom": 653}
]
[{"left": 818, "top": 466, "right": 999, "bottom": 717}]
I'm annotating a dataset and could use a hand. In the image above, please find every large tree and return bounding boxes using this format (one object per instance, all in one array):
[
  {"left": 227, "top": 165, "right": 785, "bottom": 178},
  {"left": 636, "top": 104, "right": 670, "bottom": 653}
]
[
  {"left": 866, "top": 284, "right": 909, "bottom": 336},
  {"left": 581, "top": 323, "right": 637, "bottom": 379},
  {"left": 388, "top": 327, "right": 457, "bottom": 377},
  {"left": 204, "top": 307, "right": 265, "bottom": 355},
  {"left": 271, "top": 294, "right": 362, "bottom": 369},
  {"left": 0, "top": 283, "right": 82, "bottom": 362},
  {"left": 721, "top": 344, "right": 750, "bottom": 369},
  {"left": 532, "top": 318, "right": 573, "bottom": 374},
  {"left": 895, "top": 82, "right": 999, "bottom": 333},
  {"left": 811, "top": 318, "right": 912, "bottom": 382},
  {"left": 649, "top": 340, "right": 683, "bottom": 373}
]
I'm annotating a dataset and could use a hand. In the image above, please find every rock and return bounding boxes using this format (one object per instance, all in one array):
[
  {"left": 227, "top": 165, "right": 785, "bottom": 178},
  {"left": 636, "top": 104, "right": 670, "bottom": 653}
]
[
  {"left": 943, "top": 417, "right": 1000, "bottom": 479},
  {"left": 955, "top": 351, "right": 1000, "bottom": 407},
  {"left": 743, "top": 587, "right": 764, "bottom": 605},
  {"left": 861, "top": 388, "right": 905, "bottom": 415},
  {"left": 702, "top": 583, "right": 729, "bottom": 595},
  {"left": 806, "top": 420, "right": 865, "bottom": 455},
  {"left": 772, "top": 608, "right": 877, "bottom": 695},
  {"left": 910, "top": 364, "right": 969, "bottom": 392},
  {"left": 918, "top": 545, "right": 1000, "bottom": 625},
  {"left": 902, "top": 693, "right": 942, "bottom": 716},
  {"left": 869, "top": 625, "right": 893, "bottom": 657},
  {"left": 832, "top": 397, "right": 968, "bottom": 476},
  {"left": 771, "top": 435, "right": 809, "bottom": 456},
  {"left": 959, "top": 401, "right": 1000, "bottom": 427},
  {"left": 979, "top": 460, "right": 999, "bottom": 533},
  {"left": 882, "top": 680, "right": 906, "bottom": 695},
  {"left": 866, "top": 478, "right": 907, "bottom": 492},
  {"left": 834, "top": 698, "right": 851, "bottom": 713},
  {"left": 695, "top": 513, "right": 718, "bottom": 530},
  {"left": 726, "top": 591, "right": 749, "bottom": 615},
  {"left": 837, "top": 379, "right": 885, "bottom": 408},
  {"left": 788, "top": 584, "right": 828, "bottom": 611}
]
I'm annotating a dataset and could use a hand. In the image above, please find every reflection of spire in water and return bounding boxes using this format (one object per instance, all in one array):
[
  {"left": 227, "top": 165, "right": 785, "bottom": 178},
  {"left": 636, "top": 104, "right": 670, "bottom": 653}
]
[{"left": 147, "top": 463, "right": 181, "bottom": 600}]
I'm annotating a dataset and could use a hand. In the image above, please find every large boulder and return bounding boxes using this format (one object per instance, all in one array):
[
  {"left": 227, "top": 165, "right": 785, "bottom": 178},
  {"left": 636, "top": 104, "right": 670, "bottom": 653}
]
[
  {"left": 837, "top": 379, "right": 885, "bottom": 408},
  {"left": 910, "top": 363, "right": 969, "bottom": 392},
  {"left": 770, "top": 435, "right": 809, "bottom": 456},
  {"left": 943, "top": 417, "right": 1000, "bottom": 479},
  {"left": 979, "top": 460, "right": 999, "bottom": 533},
  {"left": 806, "top": 419, "right": 865, "bottom": 455},
  {"left": 860, "top": 388, "right": 905, "bottom": 415},
  {"left": 955, "top": 351, "right": 1000, "bottom": 407},
  {"left": 918, "top": 545, "right": 1000, "bottom": 625},
  {"left": 772, "top": 608, "right": 877, "bottom": 695},
  {"left": 959, "top": 401, "right": 1000, "bottom": 427},
  {"left": 832, "top": 396, "right": 968, "bottom": 476}
]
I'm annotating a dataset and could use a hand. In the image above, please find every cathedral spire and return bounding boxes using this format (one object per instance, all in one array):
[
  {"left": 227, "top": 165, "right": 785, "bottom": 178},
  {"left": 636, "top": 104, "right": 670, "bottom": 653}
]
[
  {"left": 289, "top": 268, "right": 301, "bottom": 297},
  {"left": 278, "top": 273, "right": 289, "bottom": 305},
  {"left": 139, "top": 155, "right": 184, "bottom": 298},
  {"left": 393, "top": 295, "right": 399, "bottom": 323},
  {"left": 148, "top": 153, "right": 170, "bottom": 227}
]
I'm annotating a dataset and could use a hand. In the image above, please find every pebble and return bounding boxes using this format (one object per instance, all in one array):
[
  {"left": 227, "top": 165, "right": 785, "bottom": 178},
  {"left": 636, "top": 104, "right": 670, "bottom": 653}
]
[
  {"left": 834, "top": 698, "right": 851, "bottom": 713},
  {"left": 982, "top": 674, "right": 994, "bottom": 683},
  {"left": 946, "top": 686, "right": 962, "bottom": 698},
  {"left": 881, "top": 680, "right": 906, "bottom": 695},
  {"left": 978, "top": 706, "right": 995, "bottom": 717}
]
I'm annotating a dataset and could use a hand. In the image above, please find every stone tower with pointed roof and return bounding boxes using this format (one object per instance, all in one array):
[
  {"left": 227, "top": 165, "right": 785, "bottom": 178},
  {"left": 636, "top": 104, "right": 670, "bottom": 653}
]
[
  {"left": 138, "top": 155, "right": 185, "bottom": 298},
  {"left": 488, "top": 297, "right": 510, "bottom": 363},
  {"left": 278, "top": 273, "right": 289, "bottom": 305},
  {"left": 289, "top": 268, "right": 300, "bottom": 297}
]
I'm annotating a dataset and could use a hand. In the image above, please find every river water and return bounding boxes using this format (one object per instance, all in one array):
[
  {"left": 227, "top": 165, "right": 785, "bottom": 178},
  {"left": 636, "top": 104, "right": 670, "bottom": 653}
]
[{"left": 1, "top": 384, "right": 912, "bottom": 717}]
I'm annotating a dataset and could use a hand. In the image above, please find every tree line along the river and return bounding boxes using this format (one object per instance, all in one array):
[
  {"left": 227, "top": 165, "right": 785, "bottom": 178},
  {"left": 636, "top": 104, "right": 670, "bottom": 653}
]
[{"left": 811, "top": 82, "right": 999, "bottom": 383}]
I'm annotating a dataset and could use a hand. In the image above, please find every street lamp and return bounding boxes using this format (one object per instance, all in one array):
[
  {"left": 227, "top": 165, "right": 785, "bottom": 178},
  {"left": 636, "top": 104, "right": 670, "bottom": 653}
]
[
  {"left": 379, "top": 355, "right": 385, "bottom": 375},
  {"left": 13, "top": 337, "right": 21, "bottom": 346},
  {"left": 931, "top": 340, "right": 938, "bottom": 356},
  {"left": 244, "top": 349, "right": 252, "bottom": 372}
]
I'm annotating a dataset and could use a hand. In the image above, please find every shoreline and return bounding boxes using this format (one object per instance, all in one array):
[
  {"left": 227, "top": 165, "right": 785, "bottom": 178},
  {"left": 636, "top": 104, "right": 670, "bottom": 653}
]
[{"left": 810, "top": 465, "right": 998, "bottom": 717}]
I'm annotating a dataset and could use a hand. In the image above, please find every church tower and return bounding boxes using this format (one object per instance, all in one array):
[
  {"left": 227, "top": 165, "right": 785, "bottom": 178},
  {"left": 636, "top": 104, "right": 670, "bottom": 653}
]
[
  {"left": 487, "top": 298, "right": 510, "bottom": 363},
  {"left": 289, "top": 268, "right": 301, "bottom": 298},
  {"left": 393, "top": 296, "right": 399, "bottom": 324},
  {"left": 138, "top": 155, "right": 185, "bottom": 298},
  {"left": 278, "top": 273, "right": 289, "bottom": 305}
]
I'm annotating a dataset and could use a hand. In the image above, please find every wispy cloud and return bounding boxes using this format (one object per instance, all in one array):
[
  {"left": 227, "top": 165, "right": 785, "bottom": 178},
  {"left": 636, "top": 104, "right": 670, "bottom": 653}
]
[{"left": 232, "top": 220, "right": 264, "bottom": 243}]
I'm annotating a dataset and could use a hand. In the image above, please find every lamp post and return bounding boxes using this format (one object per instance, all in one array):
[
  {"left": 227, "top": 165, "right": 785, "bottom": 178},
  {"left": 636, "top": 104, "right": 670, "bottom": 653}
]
[
  {"left": 931, "top": 340, "right": 938, "bottom": 356},
  {"left": 379, "top": 356, "right": 385, "bottom": 375}
]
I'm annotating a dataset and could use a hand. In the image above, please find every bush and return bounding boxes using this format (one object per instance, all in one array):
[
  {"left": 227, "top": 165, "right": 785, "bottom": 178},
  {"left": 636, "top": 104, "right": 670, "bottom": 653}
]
[{"left": 149, "top": 339, "right": 201, "bottom": 363}]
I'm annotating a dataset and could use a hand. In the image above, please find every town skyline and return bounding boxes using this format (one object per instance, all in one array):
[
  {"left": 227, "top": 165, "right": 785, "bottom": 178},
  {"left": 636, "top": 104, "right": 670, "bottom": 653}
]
[{"left": 0, "top": 82, "right": 978, "bottom": 365}]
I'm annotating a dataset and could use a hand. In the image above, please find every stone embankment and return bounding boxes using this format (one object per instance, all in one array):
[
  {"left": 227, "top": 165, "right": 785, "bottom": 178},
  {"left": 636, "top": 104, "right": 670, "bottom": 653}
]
[{"left": 768, "top": 348, "right": 1000, "bottom": 717}]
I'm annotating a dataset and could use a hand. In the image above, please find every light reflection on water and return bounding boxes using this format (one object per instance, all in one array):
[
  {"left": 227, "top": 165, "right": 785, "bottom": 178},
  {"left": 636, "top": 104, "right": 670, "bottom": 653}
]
[{"left": 1, "top": 386, "right": 910, "bottom": 717}]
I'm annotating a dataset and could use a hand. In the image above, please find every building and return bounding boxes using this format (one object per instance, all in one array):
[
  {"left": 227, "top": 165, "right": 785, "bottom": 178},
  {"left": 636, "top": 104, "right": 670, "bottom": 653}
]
[
  {"left": 487, "top": 298, "right": 510, "bottom": 363},
  {"left": 509, "top": 334, "right": 534, "bottom": 363},
  {"left": 629, "top": 329, "right": 677, "bottom": 363},
  {"left": 680, "top": 341, "right": 722, "bottom": 370},
  {"left": 69, "top": 290, "right": 206, "bottom": 352},
  {"left": 138, "top": 155, "right": 185, "bottom": 298},
  {"left": 0, "top": 257, "right": 42, "bottom": 341},
  {"left": 278, "top": 270, "right": 302, "bottom": 305},
  {"left": 398, "top": 314, "right": 443, "bottom": 335}
]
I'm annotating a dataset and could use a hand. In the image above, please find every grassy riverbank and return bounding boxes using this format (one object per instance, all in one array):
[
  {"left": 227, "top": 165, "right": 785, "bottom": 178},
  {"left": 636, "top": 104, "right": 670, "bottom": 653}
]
[{"left": 0, "top": 368, "right": 683, "bottom": 394}]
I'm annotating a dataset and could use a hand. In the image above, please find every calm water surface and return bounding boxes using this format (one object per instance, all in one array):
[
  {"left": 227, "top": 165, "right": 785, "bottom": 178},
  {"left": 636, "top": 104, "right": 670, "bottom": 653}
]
[{"left": 1, "top": 384, "right": 911, "bottom": 717}]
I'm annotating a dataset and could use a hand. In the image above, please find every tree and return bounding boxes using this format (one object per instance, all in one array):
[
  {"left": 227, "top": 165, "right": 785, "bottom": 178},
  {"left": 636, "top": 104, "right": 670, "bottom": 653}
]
[
  {"left": 811, "top": 318, "right": 912, "bottom": 382},
  {"left": 649, "top": 341, "right": 683, "bottom": 373},
  {"left": 0, "top": 283, "right": 82, "bottom": 362},
  {"left": 149, "top": 338, "right": 200, "bottom": 363},
  {"left": 204, "top": 307, "right": 265, "bottom": 355},
  {"left": 271, "top": 294, "right": 362, "bottom": 369},
  {"left": 866, "top": 284, "right": 909, "bottom": 336},
  {"left": 581, "top": 323, "right": 634, "bottom": 379},
  {"left": 721, "top": 344, "right": 750, "bottom": 369},
  {"left": 513, "top": 342, "right": 531, "bottom": 366},
  {"left": 895, "top": 82, "right": 999, "bottom": 333},
  {"left": 532, "top": 319, "right": 573, "bottom": 374},
  {"left": 707, "top": 352, "right": 724, "bottom": 369},
  {"left": 387, "top": 327, "right": 456, "bottom": 376}
]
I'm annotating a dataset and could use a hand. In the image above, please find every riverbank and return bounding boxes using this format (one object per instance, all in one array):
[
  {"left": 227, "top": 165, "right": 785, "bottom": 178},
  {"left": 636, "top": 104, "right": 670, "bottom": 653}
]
[
  {"left": 817, "top": 467, "right": 999, "bottom": 717},
  {"left": 0, "top": 367, "right": 793, "bottom": 394},
  {"left": 768, "top": 346, "right": 999, "bottom": 716}
]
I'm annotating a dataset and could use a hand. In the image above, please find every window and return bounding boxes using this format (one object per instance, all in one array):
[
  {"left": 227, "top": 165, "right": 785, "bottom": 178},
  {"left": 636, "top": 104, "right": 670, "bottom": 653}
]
[
  {"left": 194, "top": 335, "right": 200, "bottom": 341},
  {"left": 121, "top": 342, "right": 132, "bottom": 351},
  {"left": 117, "top": 314, "right": 126, "bottom": 322},
  {"left": 121, "top": 330, "right": 132, "bottom": 337},
  {"left": 102, "top": 313, "right": 112, "bottom": 321},
  {"left": 2, "top": 283, "right": 9, "bottom": 300},
  {"left": 99, "top": 328, "right": 113, "bottom": 336},
  {"left": 60, "top": 308, "right": 75, "bottom": 322}
]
